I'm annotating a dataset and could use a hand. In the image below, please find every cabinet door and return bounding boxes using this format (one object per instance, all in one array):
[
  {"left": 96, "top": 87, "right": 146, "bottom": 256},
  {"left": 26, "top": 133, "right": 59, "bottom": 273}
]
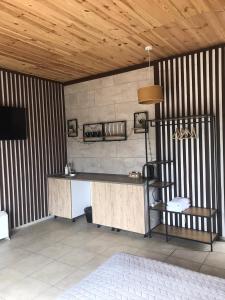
[
  {"left": 92, "top": 182, "right": 146, "bottom": 234},
  {"left": 48, "top": 178, "right": 72, "bottom": 219},
  {"left": 110, "top": 183, "right": 146, "bottom": 234},
  {"left": 92, "top": 181, "right": 113, "bottom": 227}
]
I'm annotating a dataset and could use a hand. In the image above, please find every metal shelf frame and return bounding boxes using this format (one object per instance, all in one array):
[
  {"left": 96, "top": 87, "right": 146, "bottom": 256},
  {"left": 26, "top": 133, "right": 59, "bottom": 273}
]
[
  {"left": 143, "top": 115, "right": 218, "bottom": 251},
  {"left": 83, "top": 120, "right": 127, "bottom": 143}
]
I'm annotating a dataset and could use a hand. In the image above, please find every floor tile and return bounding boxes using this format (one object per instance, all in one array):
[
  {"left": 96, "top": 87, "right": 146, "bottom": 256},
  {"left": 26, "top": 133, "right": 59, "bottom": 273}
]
[
  {"left": 0, "top": 277, "right": 50, "bottom": 300},
  {"left": 200, "top": 264, "right": 225, "bottom": 279},
  {"left": 1, "top": 216, "right": 224, "bottom": 299},
  {"left": 6, "top": 234, "right": 40, "bottom": 250},
  {"left": 84, "top": 236, "right": 118, "bottom": 254},
  {"left": 11, "top": 253, "right": 53, "bottom": 275},
  {"left": 213, "top": 241, "right": 225, "bottom": 253},
  {"left": 0, "top": 239, "right": 20, "bottom": 253},
  {"left": 58, "top": 248, "right": 96, "bottom": 268},
  {"left": 79, "top": 254, "right": 108, "bottom": 272},
  {"left": 33, "top": 286, "right": 64, "bottom": 300},
  {"left": 135, "top": 248, "right": 168, "bottom": 262},
  {"left": 0, "top": 268, "right": 25, "bottom": 291},
  {"left": 95, "top": 232, "right": 122, "bottom": 242},
  {"left": 165, "top": 256, "right": 201, "bottom": 271},
  {"left": 101, "top": 244, "right": 139, "bottom": 257},
  {"left": 60, "top": 232, "right": 92, "bottom": 247},
  {"left": 38, "top": 229, "right": 73, "bottom": 243},
  {"left": 139, "top": 240, "right": 176, "bottom": 256},
  {"left": 114, "top": 235, "right": 148, "bottom": 249},
  {"left": 38, "top": 243, "right": 73, "bottom": 259},
  {"left": 204, "top": 252, "right": 225, "bottom": 269},
  {"left": 166, "top": 237, "right": 209, "bottom": 251},
  {"left": 31, "top": 261, "right": 74, "bottom": 285},
  {"left": 20, "top": 238, "right": 53, "bottom": 253},
  {"left": 0, "top": 248, "right": 32, "bottom": 269},
  {"left": 56, "top": 268, "right": 90, "bottom": 290},
  {"left": 171, "top": 249, "right": 209, "bottom": 264}
]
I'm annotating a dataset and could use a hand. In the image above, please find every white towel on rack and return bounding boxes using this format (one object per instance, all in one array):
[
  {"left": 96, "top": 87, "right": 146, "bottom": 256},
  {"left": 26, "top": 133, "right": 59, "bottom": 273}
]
[
  {"left": 167, "top": 197, "right": 190, "bottom": 212},
  {"left": 171, "top": 197, "right": 190, "bottom": 204}
]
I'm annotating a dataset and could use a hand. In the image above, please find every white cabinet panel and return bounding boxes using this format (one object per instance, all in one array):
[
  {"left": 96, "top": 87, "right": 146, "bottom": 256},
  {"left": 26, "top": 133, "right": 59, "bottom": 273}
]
[
  {"left": 0, "top": 212, "right": 9, "bottom": 240},
  {"left": 71, "top": 180, "right": 91, "bottom": 218}
]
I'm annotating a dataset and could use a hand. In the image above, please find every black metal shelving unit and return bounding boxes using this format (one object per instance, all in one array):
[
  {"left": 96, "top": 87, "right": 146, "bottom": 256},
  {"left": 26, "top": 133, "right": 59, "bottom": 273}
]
[{"left": 143, "top": 115, "right": 218, "bottom": 251}]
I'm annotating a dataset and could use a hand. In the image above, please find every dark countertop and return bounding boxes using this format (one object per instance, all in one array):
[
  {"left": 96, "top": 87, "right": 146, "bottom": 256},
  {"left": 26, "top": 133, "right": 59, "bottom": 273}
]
[{"left": 48, "top": 172, "right": 146, "bottom": 185}]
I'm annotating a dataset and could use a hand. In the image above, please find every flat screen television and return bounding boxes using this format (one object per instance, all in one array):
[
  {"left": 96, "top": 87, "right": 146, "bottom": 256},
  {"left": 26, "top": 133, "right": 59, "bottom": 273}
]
[{"left": 0, "top": 106, "right": 27, "bottom": 140}]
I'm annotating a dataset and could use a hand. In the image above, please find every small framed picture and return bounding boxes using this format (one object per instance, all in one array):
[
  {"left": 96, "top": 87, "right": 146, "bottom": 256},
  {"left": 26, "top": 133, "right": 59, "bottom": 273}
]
[
  {"left": 67, "top": 119, "right": 78, "bottom": 137},
  {"left": 134, "top": 111, "right": 148, "bottom": 133}
]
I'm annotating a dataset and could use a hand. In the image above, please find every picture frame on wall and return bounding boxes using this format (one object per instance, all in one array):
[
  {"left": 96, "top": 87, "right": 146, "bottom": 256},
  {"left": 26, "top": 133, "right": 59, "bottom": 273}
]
[
  {"left": 134, "top": 111, "right": 149, "bottom": 134},
  {"left": 67, "top": 119, "right": 78, "bottom": 137}
]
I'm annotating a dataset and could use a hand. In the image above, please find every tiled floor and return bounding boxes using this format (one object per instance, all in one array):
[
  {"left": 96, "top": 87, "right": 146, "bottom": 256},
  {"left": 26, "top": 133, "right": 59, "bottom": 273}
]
[{"left": 0, "top": 216, "right": 225, "bottom": 299}]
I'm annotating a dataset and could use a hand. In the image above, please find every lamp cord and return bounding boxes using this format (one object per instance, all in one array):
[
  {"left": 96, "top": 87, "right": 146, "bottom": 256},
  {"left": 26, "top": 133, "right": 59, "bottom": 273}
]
[{"left": 148, "top": 49, "right": 151, "bottom": 82}]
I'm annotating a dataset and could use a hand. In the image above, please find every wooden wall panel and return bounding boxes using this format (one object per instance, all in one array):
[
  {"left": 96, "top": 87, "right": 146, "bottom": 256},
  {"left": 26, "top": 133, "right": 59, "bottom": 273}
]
[{"left": 0, "top": 69, "right": 66, "bottom": 228}]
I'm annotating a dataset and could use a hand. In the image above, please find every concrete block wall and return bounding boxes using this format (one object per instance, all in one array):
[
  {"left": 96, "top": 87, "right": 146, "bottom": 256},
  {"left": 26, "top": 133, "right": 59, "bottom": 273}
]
[{"left": 64, "top": 67, "right": 156, "bottom": 174}]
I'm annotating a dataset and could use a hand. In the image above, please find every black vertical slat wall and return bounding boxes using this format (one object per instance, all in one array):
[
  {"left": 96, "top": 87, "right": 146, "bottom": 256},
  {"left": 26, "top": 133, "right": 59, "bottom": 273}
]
[
  {"left": 154, "top": 45, "right": 225, "bottom": 236},
  {"left": 0, "top": 69, "right": 66, "bottom": 229}
]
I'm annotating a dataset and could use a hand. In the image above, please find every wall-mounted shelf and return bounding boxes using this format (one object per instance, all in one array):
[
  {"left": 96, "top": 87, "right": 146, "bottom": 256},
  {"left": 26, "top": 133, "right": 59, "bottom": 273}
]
[
  {"left": 83, "top": 121, "right": 127, "bottom": 142},
  {"left": 83, "top": 123, "right": 104, "bottom": 142}
]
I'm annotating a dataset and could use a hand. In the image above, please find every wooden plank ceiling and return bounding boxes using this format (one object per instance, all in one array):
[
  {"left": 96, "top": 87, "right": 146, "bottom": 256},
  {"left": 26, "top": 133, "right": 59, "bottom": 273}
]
[{"left": 0, "top": 0, "right": 225, "bottom": 82}]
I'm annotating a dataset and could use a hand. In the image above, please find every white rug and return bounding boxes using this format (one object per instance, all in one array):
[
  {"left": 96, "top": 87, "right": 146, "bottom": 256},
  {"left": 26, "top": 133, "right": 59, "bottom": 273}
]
[{"left": 58, "top": 252, "right": 225, "bottom": 300}]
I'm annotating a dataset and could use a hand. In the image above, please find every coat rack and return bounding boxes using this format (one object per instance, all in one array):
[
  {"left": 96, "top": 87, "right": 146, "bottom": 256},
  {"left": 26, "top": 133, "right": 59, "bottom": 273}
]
[{"left": 143, "top": 115, "right": 218, "bottom": 251}]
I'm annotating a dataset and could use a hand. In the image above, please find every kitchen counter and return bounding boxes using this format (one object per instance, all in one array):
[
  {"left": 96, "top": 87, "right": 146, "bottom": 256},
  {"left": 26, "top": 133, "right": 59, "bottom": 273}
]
[
  {"left": 48, "top": 172, "right": 149, "bottom": 234},
  {"left": 48, "top": 172, "right": 146, "bottom": 185}
]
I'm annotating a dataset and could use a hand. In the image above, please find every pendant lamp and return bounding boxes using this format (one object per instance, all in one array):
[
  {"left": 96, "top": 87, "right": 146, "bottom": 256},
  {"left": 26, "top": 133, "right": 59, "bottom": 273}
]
[{"left": 138, "top": 46, "right": 163, "bottom": 104}]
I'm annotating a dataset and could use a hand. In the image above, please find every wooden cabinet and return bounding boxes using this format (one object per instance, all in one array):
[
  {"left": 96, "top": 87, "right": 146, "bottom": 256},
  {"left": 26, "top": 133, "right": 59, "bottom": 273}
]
[
  {"left": 48, "top": 178, "right": 91, "bottom": 219},
  {"left": 48, "top": 178, "right": 72, "bottom": 218},
  {"left": 92, "top": 182, "right": 147, "bottom": 234}
]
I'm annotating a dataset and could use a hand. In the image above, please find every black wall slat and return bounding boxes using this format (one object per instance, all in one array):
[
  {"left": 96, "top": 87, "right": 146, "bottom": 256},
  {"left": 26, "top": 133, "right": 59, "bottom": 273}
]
[
  {"left": 172, "top": 61, "right": 178, "bottom": 227},
  {"left": 153, "top": 62, "right": 162, "bottom": 207},
  {"left": 215, "top": 48, "right": 222, "bottom": 235},
  {"left": 208, "top": 51, "right": 216, "bottom": 231},
  {"left": 0, "top": 69, "right": 65, "bottom": 229},
  {"left": 186, "top": 55, "right": 193, "bottom": 229},
  {"left": 154, "top": 46, "right": 224, "bottom": 235},
  {"left": 197, "top": 55, "right": 203, "bottom": 231}
]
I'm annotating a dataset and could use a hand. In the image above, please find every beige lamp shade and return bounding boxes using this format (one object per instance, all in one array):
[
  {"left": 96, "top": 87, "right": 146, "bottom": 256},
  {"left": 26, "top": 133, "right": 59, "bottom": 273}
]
[{"left": 138, "top": 85, "right": 163, "bottom": 104}]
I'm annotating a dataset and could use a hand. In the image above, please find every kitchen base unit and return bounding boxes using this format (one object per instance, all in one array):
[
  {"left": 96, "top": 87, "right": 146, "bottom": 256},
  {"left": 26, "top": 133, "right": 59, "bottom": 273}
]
[
  {"left": 48, "top": 178, "right": 91, "bottom": 220},
  {"left": 91, "top": 181, "right": 148, "bottom": 235},
  {"left": 48, "top": 173, "right": 159, "bottom": 235}
]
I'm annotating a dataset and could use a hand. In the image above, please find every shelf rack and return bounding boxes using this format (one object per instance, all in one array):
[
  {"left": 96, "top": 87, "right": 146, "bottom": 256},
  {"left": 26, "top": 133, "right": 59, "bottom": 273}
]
[
  {"left": 83, "top": 120, "right": 127, "bottom": 143},
  {"left": 143, "top": 115, "right": 218, "bottom": 251}
]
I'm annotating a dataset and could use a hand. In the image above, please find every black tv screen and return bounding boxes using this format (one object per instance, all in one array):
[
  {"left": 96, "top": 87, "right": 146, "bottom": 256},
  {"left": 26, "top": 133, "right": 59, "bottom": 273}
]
[{"left": 0, "top": 107, "right": 27, "bottom": 140}]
